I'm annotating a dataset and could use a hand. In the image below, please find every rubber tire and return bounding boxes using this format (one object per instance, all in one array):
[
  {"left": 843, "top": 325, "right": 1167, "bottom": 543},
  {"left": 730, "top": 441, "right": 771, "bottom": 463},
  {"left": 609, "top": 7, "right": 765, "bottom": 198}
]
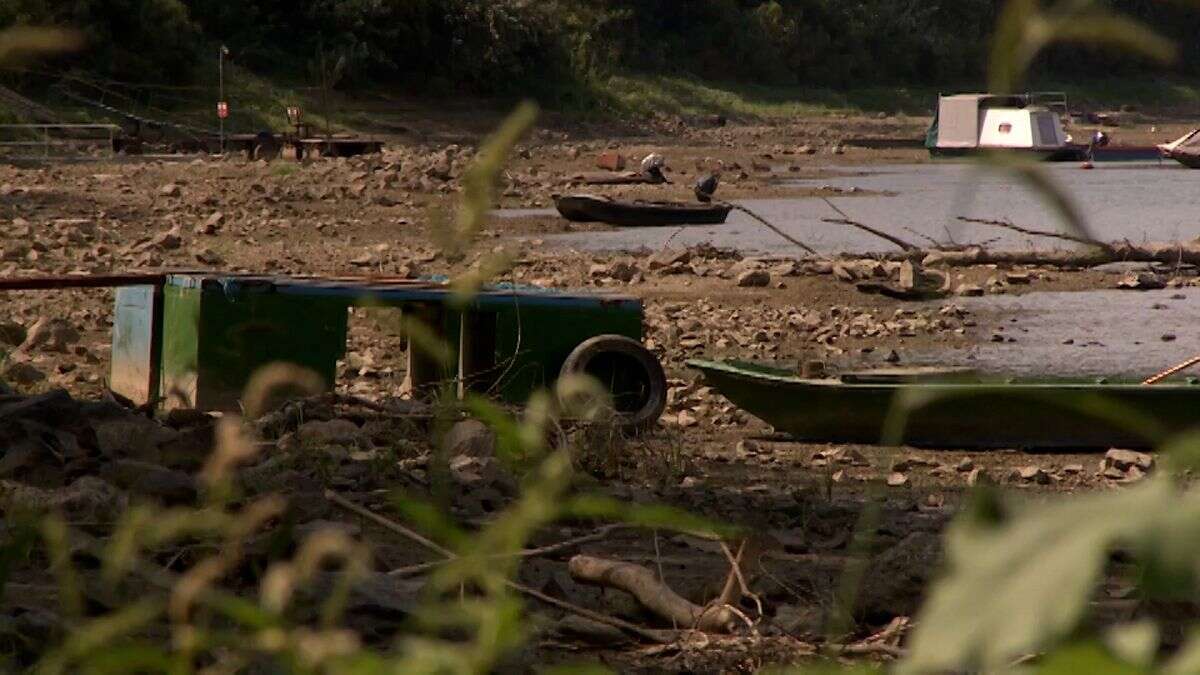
[
  {"left": 559, "top": 334, "right": 667, "bottom": 431},
  {"left": 252, "top": 131, "right": 280, "bottom": 161}
]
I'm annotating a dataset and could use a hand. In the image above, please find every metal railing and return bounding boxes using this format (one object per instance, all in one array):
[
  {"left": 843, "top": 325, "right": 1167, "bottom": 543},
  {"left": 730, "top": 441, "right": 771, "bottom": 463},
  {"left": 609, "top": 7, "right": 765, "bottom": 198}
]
[{"left": 0, "top": 123, "right": 119, "bottom": 160}]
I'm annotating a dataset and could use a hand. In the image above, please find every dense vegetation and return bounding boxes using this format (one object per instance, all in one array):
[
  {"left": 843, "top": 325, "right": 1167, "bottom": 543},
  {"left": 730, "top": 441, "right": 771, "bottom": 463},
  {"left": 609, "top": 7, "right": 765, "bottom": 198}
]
[{"left": 0, "top": 1, "right": 1196, "bottom": 97}]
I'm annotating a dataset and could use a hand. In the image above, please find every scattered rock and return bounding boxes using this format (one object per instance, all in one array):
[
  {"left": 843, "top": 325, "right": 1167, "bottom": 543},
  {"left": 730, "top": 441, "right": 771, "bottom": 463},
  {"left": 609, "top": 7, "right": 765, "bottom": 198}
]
[
  {"left": 966, "top": 467, "right": 991, "bottom": 486},
  {"left": 1104, "top": 446, "right": 1152, "bottom": 473},
  {"left": 1014, "top": 465, "right": 1051, "bottom": 484},
  {"left": 735, "top": 270, "right": 771, "bottom": 288},
  {"left": 3, "top": 361, "right": 45, "bottom": 386},
  {"left": 596, "top": 152, "right": 625, "bottom": 171},
  {"left": 193, "top": 247, "right": 225, "bottom": 265},
  {"left": 0, "top": 476, "right": 127, "bottom": 523},
  {"left": 1117, "top": 272, "right": 1166, "bottom": 290},
  {"left": 886, "top": 472, "right": 908, "bottom": 487},
  {"left": 100, "top": 459, "right": 197, "bottom": 504},
  {"left": 0, "top": 321, "right": 27, "bottom": 346},
  {"left": 150, "top": 227, "right": 183, "bottom": 251},
  {"left": 196, "top": 212, "right": 224, "bottom": 235},
  {"left": 158, "top": 183, "right": 181, "bottom": 198},
  {"left": 442, "top": 419, "right": 496, "bottom": 458},
  {"left": 20, "top": 318, "right": 80, "bottom": 353},
  {"left": 296, "top": 419, "right": 362, "bottom": 446}
]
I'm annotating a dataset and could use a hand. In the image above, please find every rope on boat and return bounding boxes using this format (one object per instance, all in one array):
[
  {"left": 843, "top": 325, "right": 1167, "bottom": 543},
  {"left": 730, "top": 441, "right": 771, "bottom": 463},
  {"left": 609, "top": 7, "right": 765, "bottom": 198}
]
[
  {"left": 1143, "top": 353, "right": 1200, "bottom": 385},
  {"left": 728, "top": 203, "right": 819, "bottom": 256}
]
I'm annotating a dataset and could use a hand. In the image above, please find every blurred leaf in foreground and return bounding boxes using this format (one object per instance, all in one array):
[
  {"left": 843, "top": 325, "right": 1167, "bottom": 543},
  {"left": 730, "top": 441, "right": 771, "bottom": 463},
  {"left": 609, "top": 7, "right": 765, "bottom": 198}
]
[
  {"left": 989, "top": 0, "right": 1176, "bottom": 94},
  {"left": 0, "top": 27, "right": 82, "bottom": 64},
  {"left": 900, "top": 476, "right": 1200, "bottom": 672}
]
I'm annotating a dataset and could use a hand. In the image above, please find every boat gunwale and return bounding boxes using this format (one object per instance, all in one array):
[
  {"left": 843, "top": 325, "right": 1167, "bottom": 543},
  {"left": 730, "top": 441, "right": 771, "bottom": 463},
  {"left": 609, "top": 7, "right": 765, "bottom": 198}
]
[{"left": 686, "top": 359, "right": 1200, "bottom": 391}]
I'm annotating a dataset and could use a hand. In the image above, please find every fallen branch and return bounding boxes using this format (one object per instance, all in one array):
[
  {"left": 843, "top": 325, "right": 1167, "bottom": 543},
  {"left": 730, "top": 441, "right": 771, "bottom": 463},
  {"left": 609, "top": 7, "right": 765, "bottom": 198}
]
[
  {"left": 730, "top": 203, "right": 820, "bottom": 256},
  {"left": 324, "top": 490, "right": 675, "bottom": 643},
  {"left": 568, "top": 555, "right": 740, "bottom": 633},
  {"left": 822, "top": 197, "right": 918, "bottom": 252},
  {"left": 956, "top": 216, "right": 1109, "bottom": 249},
  {"left": 387, "top": 524, "right": 630, "bottom": 578},
  {"left": 822, "top": 641, "right": 906, "bottom": 658}
]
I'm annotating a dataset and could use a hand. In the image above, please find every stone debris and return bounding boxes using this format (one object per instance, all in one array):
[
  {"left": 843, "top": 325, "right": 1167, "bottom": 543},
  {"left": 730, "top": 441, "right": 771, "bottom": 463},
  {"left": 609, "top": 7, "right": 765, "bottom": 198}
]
[
  {"left": 1102, "top": 448, "right": 1154, "bottom": 481},
  {"left": 20, "top": 317, "right": 80, "bottom": 353},
  {"left": 735, "top": 269, "right": 771, "bottom": 287},
  {"left": 443, "top": 418, "right": 496, "bottom": 458},
  {"left": 1014, "top": 465, "right": 1051, "bottom": 484},
  {"left": 1117, "top": 272, "right": 1167, "bottom": 290}
]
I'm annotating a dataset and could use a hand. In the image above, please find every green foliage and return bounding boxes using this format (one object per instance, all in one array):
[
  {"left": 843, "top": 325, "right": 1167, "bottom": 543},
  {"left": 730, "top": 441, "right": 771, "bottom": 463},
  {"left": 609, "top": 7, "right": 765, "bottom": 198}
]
[
  {"left": 0, "top": 0, "right": 197, "bottom": 82},
  {"left": 3, "top": 0, "right": 1199, "bottom": 100}
]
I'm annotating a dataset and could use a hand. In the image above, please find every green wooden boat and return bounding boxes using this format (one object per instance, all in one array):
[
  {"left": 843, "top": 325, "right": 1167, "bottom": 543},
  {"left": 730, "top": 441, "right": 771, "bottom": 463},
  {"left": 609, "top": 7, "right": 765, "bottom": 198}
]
[{"left": 688, "top": 359, "right": 1200, "bottom": 449}]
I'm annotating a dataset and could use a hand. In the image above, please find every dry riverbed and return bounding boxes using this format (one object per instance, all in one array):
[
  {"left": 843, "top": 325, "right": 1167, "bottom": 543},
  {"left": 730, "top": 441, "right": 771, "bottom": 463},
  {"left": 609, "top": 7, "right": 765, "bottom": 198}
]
[{"left": 0, "top": 110, "right": 1192, "bottom": 669}]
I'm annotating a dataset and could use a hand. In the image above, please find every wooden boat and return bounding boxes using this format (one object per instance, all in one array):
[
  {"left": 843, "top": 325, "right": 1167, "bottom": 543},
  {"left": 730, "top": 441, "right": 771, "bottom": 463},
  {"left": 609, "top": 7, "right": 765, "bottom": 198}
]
[
  {"left": 1168, "top": 147, "right": 1200, "bottom": 169},
  {"left": 1088, "top": 145, "right": 1164, "bottom": 162},
  {"left": 554, "top": 194, "right": 732, "bottom": 227},
  {"left": 688, "top": 359, "right": 1200, "bottom": 449},
  {"left": 1159, "top": 129, "right": 1200, "bottom": 168}
]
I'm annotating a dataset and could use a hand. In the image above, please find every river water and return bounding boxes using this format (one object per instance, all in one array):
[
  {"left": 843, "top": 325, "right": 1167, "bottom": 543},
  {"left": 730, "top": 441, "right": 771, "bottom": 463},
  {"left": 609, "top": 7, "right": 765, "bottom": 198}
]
[
  {"left": 903, "top": 289, "right": 1200, "bottom": 379},
  {"left": 501, "top": 161, "right": 1200, "bottom": 377},
  {"left": 527, "top": 160, "right": 1200, "bottom": 255}
]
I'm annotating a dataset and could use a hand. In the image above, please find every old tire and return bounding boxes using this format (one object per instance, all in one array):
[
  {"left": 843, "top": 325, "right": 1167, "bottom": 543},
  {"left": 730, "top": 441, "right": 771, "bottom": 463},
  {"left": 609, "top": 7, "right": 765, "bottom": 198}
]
[
  {"left": 560, "top": 334, "right": 666, "bottom": 431},
  {"left": 252, "top": 132, "right": 280, "bottom": 161}
]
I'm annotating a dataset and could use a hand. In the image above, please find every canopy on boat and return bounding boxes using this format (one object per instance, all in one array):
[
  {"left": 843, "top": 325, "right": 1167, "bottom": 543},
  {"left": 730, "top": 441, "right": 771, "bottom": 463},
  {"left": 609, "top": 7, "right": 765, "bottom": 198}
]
[{"left": 926, "top": 93, "right": 1069, "bottom": 151}]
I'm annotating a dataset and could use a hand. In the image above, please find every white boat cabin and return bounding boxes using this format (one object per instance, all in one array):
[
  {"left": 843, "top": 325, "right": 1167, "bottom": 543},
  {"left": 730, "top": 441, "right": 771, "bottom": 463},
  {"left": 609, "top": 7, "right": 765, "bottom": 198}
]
[{"left": 929, "top": 93, "right": 1070, "bottom": 153}]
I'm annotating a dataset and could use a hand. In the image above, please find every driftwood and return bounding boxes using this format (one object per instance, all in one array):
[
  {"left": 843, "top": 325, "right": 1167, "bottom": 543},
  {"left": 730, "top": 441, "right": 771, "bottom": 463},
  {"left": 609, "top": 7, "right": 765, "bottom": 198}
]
[
  {"left": 829, "top": 213, "right": 1200, "bottom": 269},
  {"left": 569, "top": 555, "right": 742, "bottom": 633},
  {"left": 325, "top": 490, "right": 676, "bottom": 643}
]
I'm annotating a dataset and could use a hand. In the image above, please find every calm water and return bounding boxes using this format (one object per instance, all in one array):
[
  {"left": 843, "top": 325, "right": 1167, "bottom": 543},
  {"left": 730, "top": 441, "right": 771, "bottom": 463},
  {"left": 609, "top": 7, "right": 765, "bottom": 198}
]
[
  {"left": 528, "top": 161, "right": 1200, "bottom": 255},
  {"left": 909, "top": 289, "right": 1200, "bottom": 379}
]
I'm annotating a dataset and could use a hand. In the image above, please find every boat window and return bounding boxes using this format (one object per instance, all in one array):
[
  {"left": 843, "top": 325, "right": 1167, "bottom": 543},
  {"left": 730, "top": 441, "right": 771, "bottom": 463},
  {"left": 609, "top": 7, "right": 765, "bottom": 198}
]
[{"left": 998, "top": 123, "right": 1012, "bottom": 134}]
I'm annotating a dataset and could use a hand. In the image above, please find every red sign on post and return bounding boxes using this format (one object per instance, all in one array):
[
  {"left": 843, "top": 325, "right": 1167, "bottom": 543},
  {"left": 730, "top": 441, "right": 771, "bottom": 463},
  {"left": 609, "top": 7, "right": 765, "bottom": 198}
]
[{"left": 217, "top": 101, "right": 229, "bottom": 119}]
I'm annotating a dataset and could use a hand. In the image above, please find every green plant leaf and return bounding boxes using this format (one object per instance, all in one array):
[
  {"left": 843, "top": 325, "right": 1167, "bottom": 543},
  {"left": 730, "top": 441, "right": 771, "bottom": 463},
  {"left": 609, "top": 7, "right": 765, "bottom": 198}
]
[
  {"left": 901, "top": 479, "right": 1200, "bottom": 672},
  {"left": 1034, "top": 641, "right": 1147, "bottom": 674}
]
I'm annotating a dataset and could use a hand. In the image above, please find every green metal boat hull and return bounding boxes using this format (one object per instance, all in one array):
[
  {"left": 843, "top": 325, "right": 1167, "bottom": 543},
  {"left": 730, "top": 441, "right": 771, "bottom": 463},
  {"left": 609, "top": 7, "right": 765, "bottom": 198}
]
[{"left": 689, "top": 360, "right": 1200, "bottom": 449}]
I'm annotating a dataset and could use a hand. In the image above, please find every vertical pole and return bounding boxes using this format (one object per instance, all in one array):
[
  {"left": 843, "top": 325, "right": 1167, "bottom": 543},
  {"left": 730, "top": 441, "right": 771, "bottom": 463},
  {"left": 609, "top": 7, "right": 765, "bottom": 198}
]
[{"left": 219, "top": 48, "right": 225, "bottom": 154}]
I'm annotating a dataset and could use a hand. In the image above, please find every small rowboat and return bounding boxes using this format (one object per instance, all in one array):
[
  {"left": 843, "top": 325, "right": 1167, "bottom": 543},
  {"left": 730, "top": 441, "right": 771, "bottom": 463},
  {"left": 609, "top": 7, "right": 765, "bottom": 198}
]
[
  {"left": 554, "top": 194, "right": 732, "bottom": 227},
  {"left": 688, "top": 359, "right": 1200, "bottom": 449}
]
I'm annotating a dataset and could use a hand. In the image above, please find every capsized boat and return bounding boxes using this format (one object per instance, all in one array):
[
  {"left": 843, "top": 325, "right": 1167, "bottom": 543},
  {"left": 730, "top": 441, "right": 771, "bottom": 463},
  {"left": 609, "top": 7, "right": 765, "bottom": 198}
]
[
  {"left": 688, "top": 359, "right": 1200, "bottom": 449},
  {"left": 554, "top": 194, "right": 732, "bottom": 227}
]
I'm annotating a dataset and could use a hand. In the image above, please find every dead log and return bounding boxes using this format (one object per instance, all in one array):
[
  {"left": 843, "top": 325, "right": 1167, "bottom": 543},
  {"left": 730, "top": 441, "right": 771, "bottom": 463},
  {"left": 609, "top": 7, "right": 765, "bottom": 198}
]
[
  {"left": 568, "top": 554, "right": 740, "bottom": 633},
  {"left": 917, "top": 240, "right": 1200, "bottom": 268}
]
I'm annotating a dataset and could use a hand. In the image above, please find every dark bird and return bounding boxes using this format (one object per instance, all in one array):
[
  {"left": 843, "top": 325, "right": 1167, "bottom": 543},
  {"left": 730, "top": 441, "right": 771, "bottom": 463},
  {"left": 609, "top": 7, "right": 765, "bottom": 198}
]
[{"left": 694, "top": 172, "right": 719, "bottom": 202}]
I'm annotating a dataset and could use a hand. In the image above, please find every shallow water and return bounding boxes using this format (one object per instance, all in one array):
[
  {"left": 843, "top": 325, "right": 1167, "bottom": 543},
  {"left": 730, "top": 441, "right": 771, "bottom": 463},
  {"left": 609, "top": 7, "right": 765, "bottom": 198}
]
[
  {"left": 908, "top": 289, "right": 1200, "bottom": 379},
  {"left": 531, "top": 161, "right": 1200, "bottom": 255}
]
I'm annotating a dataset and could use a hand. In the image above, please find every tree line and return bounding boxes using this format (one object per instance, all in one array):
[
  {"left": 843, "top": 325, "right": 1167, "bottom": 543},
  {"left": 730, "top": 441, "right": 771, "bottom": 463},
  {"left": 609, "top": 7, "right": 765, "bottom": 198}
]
[{"left": 1, "top": 0, "right": 1195, "bottom": 96}]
